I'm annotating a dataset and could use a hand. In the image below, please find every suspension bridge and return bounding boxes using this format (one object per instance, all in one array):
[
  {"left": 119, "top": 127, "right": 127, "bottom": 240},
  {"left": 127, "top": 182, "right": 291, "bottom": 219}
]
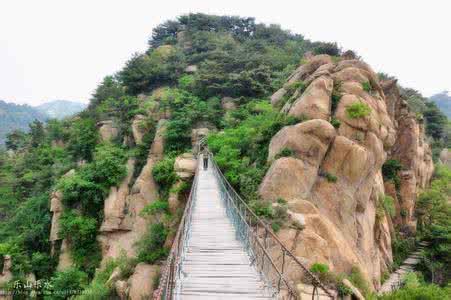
[{"left": 154, "top": 150, "right": 335, "bottom": 299}]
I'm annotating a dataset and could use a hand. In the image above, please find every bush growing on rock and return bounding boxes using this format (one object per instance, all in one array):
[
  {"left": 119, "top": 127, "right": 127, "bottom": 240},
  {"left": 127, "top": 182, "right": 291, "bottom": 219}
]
[
  {"left": 152, "top": 157, "right": 178, "bottom": 199},
  {"left": 274, "top": 148, "right": 295, "bottom": 159},
  {"left": 361, "top": 81, "right": 372, "bottom": 93},
  {"left": 136, "top": 223, "right": 169, "bottom": 264},
  {"left": 382, "top": 159, "right": 403, "bottom": 189},
  {"left": 59, "top": 211, "right": 101, "bottom": 275},
  {"left": 330, "top": 117, "right": 341, "bottom": 129},
  {"left": 345, "top": 102, "right": 372, "bottom": 119}
]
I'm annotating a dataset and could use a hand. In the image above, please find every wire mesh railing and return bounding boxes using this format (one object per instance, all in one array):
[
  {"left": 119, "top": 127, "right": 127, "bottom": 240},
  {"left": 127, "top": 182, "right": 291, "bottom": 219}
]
[
  {"left": 153, "top": 157, "right": 200, "bottom": 300},
  {"left": 154, "top": 142, "right": 335, "bottom": 299},
  {"left": 208, "top": 151, "right": 335, "bottom": 300}
]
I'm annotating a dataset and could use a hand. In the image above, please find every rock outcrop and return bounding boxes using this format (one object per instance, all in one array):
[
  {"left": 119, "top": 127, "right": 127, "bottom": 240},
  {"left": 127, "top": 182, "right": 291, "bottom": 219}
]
[
  {"left": 382, "top": 80, "right": 434, "bottom": 230},
  {"left": 49, "top": 169, "right": 75, "bottom": 270},
  {"left": 98, "top": 119, "right": 167, "bottom": 264},
  {"left": 97, "top": 120, "right": 119, "bottom": 142},
  {"left": 261, "top": 54, "right": 433, "bottom": 289}
]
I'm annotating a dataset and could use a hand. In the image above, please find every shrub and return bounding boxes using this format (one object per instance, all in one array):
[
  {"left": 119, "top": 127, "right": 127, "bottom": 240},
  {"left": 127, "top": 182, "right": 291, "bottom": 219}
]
[
  {"left": 47, "top": 267, "right": 89, "bottom": 300},
  {"left": 116, "top": 251, "right": 138, "bottom": 279},
  {"left": 400, "top": 208, "right": 408, "bottom": 217},
  {"left": 285, "top": 81, "right": 306, "bottom": 95},
  {"left": 276, "top": 198, "right": 287, "bottom": 204},
  {"left": 377, "top": 194, "right": 396, "bottom": 221},
  {"left": 382, "top": 159, "right": 403, "bottom": 189},
  {"left": 59, "top": 211, "right": 101, "bottom": 275},
  {"left": 336, "top": 282, "right": 353, "bottom": 296},
  {"left": 275, "top": 148, "right": 295, "bottom": 159},
  {"left": 348, "top": 266, "right": 371, "bottom": 297},
  {"left": 330, "top": 117, "right": 341, "bottom": 129},
  {"left": 331, "top": 82, "right": 342, "bottom": 113},
  {"left": 345, "top": 102, "right": 371, "bottom": 119},
  {"left": 136, "top": 223, "right": 169, "bottom": 264},
  {"left": 361, "top": 81, "right": 372, "bottom": 93},
  {"left": 250, "top": 201, "right": 274, "bottom": 218},
  {"left": 141, "top": 200, "right": 169, "bottom": 216},
  {"left": 312, "top": 42, "right": 341, "bottom": 56},
  {"left": 324, "top": 172, "right": 337, "bottom": 183},
  {"left": 383, "top": 194, "right": 396, "bottom": 218},
  {"left": 74, "top": 260, "right": 118, "bottom": 300},
  {"left": 309, "top": 263, "right": 330, "bottom": 283},
  {"left": 152, "top": 157, "right": 178, "bottom": 198},
  {"left": 271, "top": 222, "right": 281, "bottom": 232}
]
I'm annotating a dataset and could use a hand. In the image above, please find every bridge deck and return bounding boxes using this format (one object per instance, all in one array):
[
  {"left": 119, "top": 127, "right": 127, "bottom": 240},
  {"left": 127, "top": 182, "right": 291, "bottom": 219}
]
[{"left": 176, "top": 162, "right": 274, "bottom": 299}]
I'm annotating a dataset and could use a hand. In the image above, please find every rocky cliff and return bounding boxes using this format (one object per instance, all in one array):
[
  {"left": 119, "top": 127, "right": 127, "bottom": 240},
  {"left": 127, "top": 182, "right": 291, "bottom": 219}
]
[{"left": 260, "top": 54, "right": 434, "bottom": 289}]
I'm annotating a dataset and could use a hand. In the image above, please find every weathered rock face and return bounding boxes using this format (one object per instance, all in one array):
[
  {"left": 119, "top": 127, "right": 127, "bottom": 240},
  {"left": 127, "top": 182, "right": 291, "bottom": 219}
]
[
  {"left": 174, "top": 153, "right": 197, "bottom": 180},
  {"left": 382, "top": 81, "right": 434, "bottom": 228},
  {"left": 0, "top": 255, "right": 13, "bottom": 285},
  {"left": 49, "top": 169, "right": 75, "bottom": 268},
  {"left": 56, "top": 239, "right": 73, "bottom": 271},
  {"left": 98, "top": 120, "right": 167, "bottom": 264},
  {"left": 131, "top": 115, "right": 146, "bottom": 145},
  {"left": 288, "top": 76, "right": 333, "bottom": 120},
  {"left": 97, "top": 120, "right": 119, "bottom": 142},
  {"left": 262, "top": 54, "right": 433, "bottom": 289},
  {"left": 260, "top": 120, "right": 335, "bottom": 200},
  {"left": 127, "top": 263, "right": 158, "bottom": 300}
]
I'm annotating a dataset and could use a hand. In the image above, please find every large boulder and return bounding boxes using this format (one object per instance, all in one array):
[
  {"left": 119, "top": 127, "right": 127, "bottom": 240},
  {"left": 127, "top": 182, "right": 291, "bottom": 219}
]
[
  {"left": 260, "top": 157, "right": 316, "bottom": 201},
  {"left": 97, "top": 120, "right": 119, "bottom": 142},
  {"left": 268, "top": 119, "right": 336, "bottom": 163},
  {"left": 127, "top": 263, "right": 158, "bottom": 300},
  {"left": 271, "top": 55, "right": 333, "bottom": 108},
  {"left": 174, "top": 153, "right": 197, "bottom": 179},
  {"left": 100, "top": 159, "right": 135, "bottom": 232},
  {"left": 288, "top": 76, "right": 333, "bottom": 120},
  {"left": 259, "top": 56, "right": 423, "bottom": 288},
  {"left": 261, "top": 120, "right": 336, "bottom": 201}
]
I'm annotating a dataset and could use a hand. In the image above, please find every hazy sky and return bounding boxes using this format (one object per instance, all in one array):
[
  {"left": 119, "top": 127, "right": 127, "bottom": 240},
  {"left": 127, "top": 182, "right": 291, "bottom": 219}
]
[{"left": 1, "top": 0, "right": 450, "bottom": 105}]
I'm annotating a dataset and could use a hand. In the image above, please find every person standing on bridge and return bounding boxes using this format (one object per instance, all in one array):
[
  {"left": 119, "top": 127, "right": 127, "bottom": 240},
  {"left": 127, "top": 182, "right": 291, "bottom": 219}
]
[{"left": 202, "top": 149, "right": 209, "bottom": 170}]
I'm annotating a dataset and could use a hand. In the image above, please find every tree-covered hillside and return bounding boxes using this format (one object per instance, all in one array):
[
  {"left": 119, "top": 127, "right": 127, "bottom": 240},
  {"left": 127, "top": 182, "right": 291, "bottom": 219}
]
[
  {"left": 0, "top": 100, "right": 86, "bottom": 147},
  {"left": 0, "top": 13, "right": 449, "bottom": 299},
  {"left": 430, "top": 91, "right": 451, "bottom": 118},
  {"left": 0, "top": 100, "right": 47, "bottom": 146}
]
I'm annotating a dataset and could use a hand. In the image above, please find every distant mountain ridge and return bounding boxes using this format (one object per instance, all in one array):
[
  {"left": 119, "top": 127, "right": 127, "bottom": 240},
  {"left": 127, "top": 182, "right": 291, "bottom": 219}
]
[
  {"left": 35, "top": 100, "right": 87, "bottom": 119},
  {"left": 430, "top": 91, "right": 451, "bottom": 118},
  {"left": 0, "top": 99, "right": 86, "bottom": 146}
]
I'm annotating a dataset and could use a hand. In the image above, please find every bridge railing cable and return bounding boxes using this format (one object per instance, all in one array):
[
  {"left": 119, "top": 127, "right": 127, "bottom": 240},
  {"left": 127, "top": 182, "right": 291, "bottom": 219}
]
[
  {"left": 153, "top": 156, "right": 200, "bottom": 300},
  {"left": 207, "top": 149, "right": 336, "bottom": 300}
]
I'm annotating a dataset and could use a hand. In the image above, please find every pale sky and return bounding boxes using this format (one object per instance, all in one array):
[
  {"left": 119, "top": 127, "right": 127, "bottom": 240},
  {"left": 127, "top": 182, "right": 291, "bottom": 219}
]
[{"left": 1, "top": 0, "right": 450, "bottom": 105}]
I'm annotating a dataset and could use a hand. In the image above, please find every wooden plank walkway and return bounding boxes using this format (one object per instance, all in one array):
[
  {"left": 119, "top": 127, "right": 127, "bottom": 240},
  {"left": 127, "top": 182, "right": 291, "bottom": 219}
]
[{"left": 176, "top": 161, "right": 274, "bottom": 299}]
